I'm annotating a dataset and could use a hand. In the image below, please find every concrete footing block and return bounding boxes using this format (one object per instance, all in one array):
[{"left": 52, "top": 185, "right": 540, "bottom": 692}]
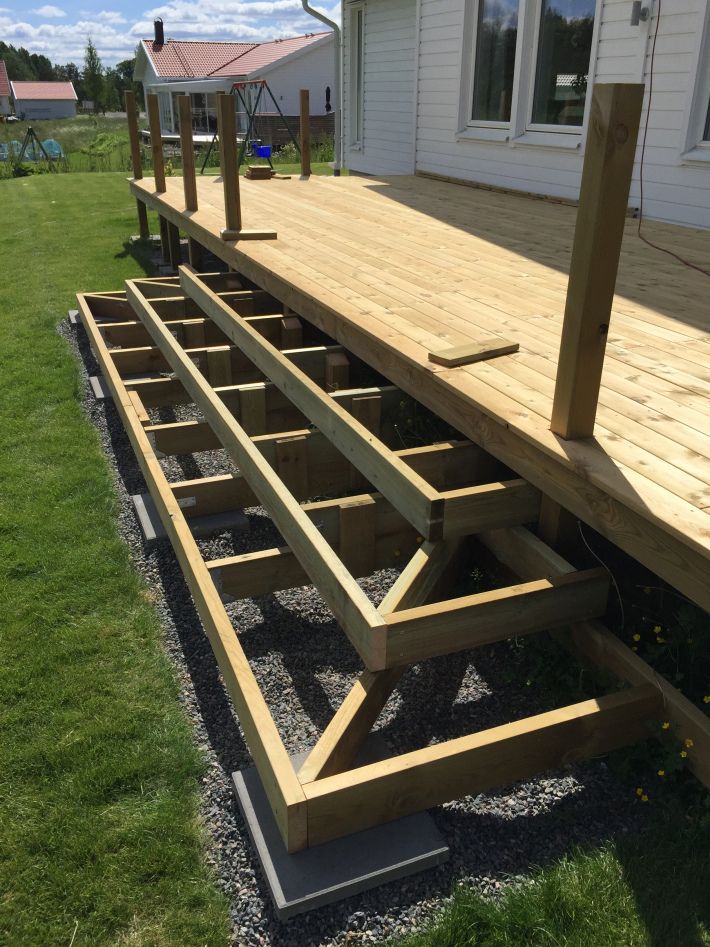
[
  {"left": 232, "top": 737, "right": 449, "bottom": 921},
  {"left": 89, "top": 375, "right": 112, "bottom": 401},
  {"left": 131, "top": 492, "right": 249, "bottom": 544}
]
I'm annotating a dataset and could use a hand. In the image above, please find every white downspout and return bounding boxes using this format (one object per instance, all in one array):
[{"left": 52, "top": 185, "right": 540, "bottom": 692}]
[{"left": 301, "top": 1, "right": 342, "bottom": 175}]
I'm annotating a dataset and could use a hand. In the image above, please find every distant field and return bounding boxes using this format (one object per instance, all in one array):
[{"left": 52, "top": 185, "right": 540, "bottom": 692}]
[{"left": 0, "top": 112, "right": 337, "bottom": 175}]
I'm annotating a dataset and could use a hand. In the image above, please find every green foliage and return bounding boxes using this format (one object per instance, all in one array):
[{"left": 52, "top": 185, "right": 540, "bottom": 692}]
[
  {"left": 393, "top": 809, "right": 710, "bottom": 947},
  {"left": 0, "top": 172, "right": 230, "bottom": 945},
  {"left": 83, "top": 37, "right": 104, "bottom": 113}
]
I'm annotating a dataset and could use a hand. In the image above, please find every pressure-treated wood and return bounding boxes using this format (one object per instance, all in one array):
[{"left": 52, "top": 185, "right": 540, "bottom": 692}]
[
  {"left": 217, "top": 93, "right": 242, "bottom": 236},
  {"left": 300, "top": 89, "right": 311, "bottom": 178},
  {"left": 551, "top": 83, "right": 644, "bottom": 440},
  {"left": 124, "top": 90, "right": 149, "bottom": 239},
  {"left": 178, "top": 95, "right": 198, "bottom": 212},
  {"left": 126, "top": 279, "right": 389, "bottom": 669},
  {"left": 146, "top": 94, "right": 166, "bottom": 193},
  {"left": 429, "top": 338, "right": 519, "bottom": 367},
  {"left": 303, "top": 684, "right": 662, "bottom": 845},
  {"left": 78, "top": 292, "right": 307, "bottom": 852}
]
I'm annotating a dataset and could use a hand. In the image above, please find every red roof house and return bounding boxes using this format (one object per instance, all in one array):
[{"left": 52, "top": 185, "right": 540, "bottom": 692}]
[
  {"left": 134, "top": 26, "right": 334, "bottom": 136},
  {"left": 0, "top": 61, "right": 11, "bottom": 115},
  {"left": 10, "top": 80, "right": 77, "bottom": 120}
]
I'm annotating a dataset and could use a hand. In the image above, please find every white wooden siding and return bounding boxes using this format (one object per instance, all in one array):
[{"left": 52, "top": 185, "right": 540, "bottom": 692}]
[
  {"left": 343, "top": 0, "right": 418, "bottom": 174},
  {"left": 345, "top": 0, "right": 710, "bottom": 227},
  {"left": 263, "top": 39, "right": 335, "bottom": 116}
]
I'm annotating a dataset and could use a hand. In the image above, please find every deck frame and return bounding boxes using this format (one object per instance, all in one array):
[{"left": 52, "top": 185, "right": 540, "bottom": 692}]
[{"left": 77, "top": 278, "right": 710, "bottom": 853}]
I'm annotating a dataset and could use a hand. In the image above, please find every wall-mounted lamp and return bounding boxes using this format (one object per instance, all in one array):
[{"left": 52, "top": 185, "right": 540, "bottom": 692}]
[{"left": 630, "top": 1, "right": 650, "bottom": 25}]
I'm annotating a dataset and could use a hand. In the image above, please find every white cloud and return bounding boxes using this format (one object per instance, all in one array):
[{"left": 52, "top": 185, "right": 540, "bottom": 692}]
[
  {"left": 94, "top": 10, "right": 127, "bottom": 23},
  {"left": 32, "top": 4, "right": 66, "bottom": 16}
]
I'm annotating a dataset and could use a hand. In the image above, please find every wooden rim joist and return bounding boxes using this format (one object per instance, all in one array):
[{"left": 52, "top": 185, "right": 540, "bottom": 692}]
[{"left": 77, "top": 269, "right": 710, "bottom": 853}]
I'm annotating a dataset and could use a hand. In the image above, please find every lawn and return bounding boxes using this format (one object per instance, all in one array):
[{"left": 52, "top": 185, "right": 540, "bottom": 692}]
[
  {"left": 0, "top": 172, "right": 230, "bottom": 945},
  {"left": 0, "top": 170, "right": 707, "bottom": 947}
]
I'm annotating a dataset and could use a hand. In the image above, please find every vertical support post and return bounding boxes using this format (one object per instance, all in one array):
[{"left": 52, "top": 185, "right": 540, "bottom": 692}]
[
  {"left": 167, "top": 220, "right": 181, "bottom": 270},
  {"left": 217, "top": 92, "right": 242, "bottom": 237},
  {"left": 550, "top": 83, "right": 644, "bottom": 440},
  {"left": 147, "top": 93, "right": 166, "bottom": 193},
  {"left": 188, "top": 237, "right": 204, "bottom": 270},
  {"left": 158, "top": 214, "right": 170, "bottom": 263},
  {"left": 178, "top": 94, "right": 198, "bottom": 212},
  {"left": 125, "top": 89, "right": 150, "bottom": 239},
  {"left": 300, "top": 88, "right": 311, "bottom": 178}
]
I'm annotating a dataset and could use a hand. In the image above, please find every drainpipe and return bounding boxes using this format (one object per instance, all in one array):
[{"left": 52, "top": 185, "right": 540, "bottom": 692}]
[{"left": 301, "top": 0, "right": 342, "bottom": 175}]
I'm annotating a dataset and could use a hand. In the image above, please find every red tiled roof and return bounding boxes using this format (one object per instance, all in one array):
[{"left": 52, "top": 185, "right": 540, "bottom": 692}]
[
  {"left": 143, "top": 40, "right": 257, "bottom": 79},
  {"left": 0, "top": 61, "right": 10, "bottom": 98},
  {"left": 143, "top": 32, "right": 331, "bottom": 80},
  {"left": 209, "top": 32, "right": 331, "bottom": 77},
  {"left": 11, "top": 80, "right": 77, "bottom": 101}
]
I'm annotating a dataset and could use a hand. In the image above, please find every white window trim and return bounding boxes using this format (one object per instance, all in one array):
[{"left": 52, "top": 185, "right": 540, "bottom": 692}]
[
  {"left": 348, "top": 1, "right": 365, "bottom": 151},
  {"left": 457, "top": 0, "right": 601, "bottom": 150},
  {"left": 680, "top": 1, "right": 710, "bottom": 163}
]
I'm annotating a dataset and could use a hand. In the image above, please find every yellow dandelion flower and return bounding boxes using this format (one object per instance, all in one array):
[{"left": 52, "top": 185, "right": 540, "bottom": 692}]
[
  {"left": 635, "top": 787, "right": 644, "bottom": 797},
  {"left": 632, "top": 633, "right": 641, "bottom": 642},
  {"left": 657, "top": 770, "right": 665, "bottom": 777},
  {"left": 680, "top": 750, "right": 688, "bottom": 759},
  {"left": 661, "top": 721, "right": 670, "bottom": 730},
  {"left": 653, "top": 625, "right": 662, "bottom": 634},
  {"left": 704, "top": 696, "right": 710, "bottom": 704},
  {"left": 685, "top": 738, "right": 694, "bottom": 748},
  {"left": 641, "top": 794, "right": 649, "bottom": 802},
  {"left": 657, "top": 636, "right": 666, "bottom": 643}
]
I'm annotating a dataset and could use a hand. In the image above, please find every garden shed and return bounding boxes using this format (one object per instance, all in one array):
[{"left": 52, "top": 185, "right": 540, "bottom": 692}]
[{"left": 10, "top": 80, "right": 77, "bottom": 121}]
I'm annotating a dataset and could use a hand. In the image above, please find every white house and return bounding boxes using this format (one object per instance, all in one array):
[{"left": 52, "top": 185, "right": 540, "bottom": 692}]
[
  {"left": 341, "top": 0, "right": 710, "bottom": 228},
  {"left": 134, "top": 25, "right": 335, "bottom": 142},
  {"left": 10, "top": 80, "right": 78, "bottom": 120},
  {"left": 0, "top": 61, "right": 10, "bottom": 116}
]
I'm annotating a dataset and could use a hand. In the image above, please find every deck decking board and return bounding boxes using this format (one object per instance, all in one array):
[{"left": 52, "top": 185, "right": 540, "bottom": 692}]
[{"left": 131, "top": 174, "right": 710, "bottom": 611}]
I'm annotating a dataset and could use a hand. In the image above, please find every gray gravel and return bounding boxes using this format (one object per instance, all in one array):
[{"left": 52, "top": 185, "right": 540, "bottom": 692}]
[{"left": 61, "top": 315, "right": 649, "bottom": 946}]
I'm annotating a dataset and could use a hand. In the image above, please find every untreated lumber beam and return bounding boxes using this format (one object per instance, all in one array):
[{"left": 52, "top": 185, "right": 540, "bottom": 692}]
[
  {"left": 178, "top": 95, "right": 198, "bottom": 212},
  {"left": 302, "top": 684, "right": 662, "bottom": 845},
  {"left": 126, "top": 279, "right": 388, "bottom": 669},
  {"left": 551, "top": 83, "right": 644, "bottom": 440},
  {"left": 300, "top": 89, "right": 311, "bottom": 178},
  {"left": 382, "top": 568, "right": 609, "bottom": 666}
]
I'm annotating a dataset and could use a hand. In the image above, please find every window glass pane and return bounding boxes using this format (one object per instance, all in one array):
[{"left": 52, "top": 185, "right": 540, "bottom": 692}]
[
  {"left": 471, "top": 0, "right": 520, "bottom": 122},
  {"left": 532, "top": 0, "right": 595, "bottom": 126}
]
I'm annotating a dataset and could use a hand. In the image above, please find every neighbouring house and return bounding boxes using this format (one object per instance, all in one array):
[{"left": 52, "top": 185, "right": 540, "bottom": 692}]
[
  {"left": 134, "top": 23, "right": 335, "bottom": 145},
  {"left": 0, "top": 61, "right": 10, "bottom": 116},
  {"left": 341, "top": 0, "right": 710, "bottom": 228},
  {"left": 10, "top": 80, "right": 78, "bottom": 120}
]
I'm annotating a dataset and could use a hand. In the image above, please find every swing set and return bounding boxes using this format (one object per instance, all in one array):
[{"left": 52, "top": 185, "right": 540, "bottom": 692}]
[{"left": 200, "top": 79, "right": 301, "bottom": 175}]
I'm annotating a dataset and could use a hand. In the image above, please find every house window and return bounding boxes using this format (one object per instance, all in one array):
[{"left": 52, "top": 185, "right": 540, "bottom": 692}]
[
  {"left": 468, "top": 0, "right": 597, "bottom": 135},
  {"left": 350, "top": 3, "right": 365, "bottom": 146},
  {"left": 705, "top": 99, "right": 710, "bottom": 141},
  {"left": 471, "top": 0, "right": 520, "bottom": 123}
]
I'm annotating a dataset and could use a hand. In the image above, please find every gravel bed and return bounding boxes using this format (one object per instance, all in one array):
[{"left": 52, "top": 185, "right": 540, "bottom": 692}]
[{"left": 61, "top": 316, "right": 649, "bottom": 946}]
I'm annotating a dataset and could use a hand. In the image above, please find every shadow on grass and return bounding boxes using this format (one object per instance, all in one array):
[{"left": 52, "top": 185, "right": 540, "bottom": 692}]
[{"left": 114, "top": 236, "right": 157, "bottom": 276}]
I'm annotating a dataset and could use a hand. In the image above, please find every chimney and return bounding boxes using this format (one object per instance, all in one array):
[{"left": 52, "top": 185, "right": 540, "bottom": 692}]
[{"left": 154, "top": 17, "right": 164, "bottom": 46}]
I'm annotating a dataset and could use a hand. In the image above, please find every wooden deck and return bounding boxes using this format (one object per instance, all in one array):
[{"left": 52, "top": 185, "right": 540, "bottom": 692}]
[{"left": 131, "top": 172, "right": 710, "bottom": 611}]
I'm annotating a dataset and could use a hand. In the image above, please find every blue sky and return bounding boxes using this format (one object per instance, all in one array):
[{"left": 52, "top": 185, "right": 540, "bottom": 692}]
[{"left": 0, "top": 0, "right": 339, "bottom": 66}]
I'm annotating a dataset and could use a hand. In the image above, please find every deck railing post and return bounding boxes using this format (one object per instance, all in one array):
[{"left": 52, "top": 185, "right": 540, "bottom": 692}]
[
  {"left": 300, "top": 89, "right": 311, "bottom": 178},
  {"left": 178, "top": 94, "right": 198, "bottom": 212},
  {"left": 147, "top": 93, "right": 166, "bottom": 194},
  {"left": 217, "top": 92, "right": 243, "bottom": 238},
  {"left": 550, "top": 83, "right": 644, "bottom": 441},
  {"left": 125, "top": 89, "right": 149, "bottom": 240}
]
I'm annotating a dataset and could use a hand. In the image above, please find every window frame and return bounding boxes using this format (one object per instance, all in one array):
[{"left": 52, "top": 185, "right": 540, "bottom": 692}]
[
  {"left": 461, "top": 0, "right": 601, "bottom": 146},
  {"left": 682, "top": 2, "right": 710, "bottom": 162},
  {"left": 349, "top": 1, "right": 366, "bottom": 150}
]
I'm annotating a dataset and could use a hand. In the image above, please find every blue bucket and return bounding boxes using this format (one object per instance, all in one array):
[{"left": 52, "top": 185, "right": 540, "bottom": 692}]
[{"left": 254, "top": 144, "right": 271, "bottom": 158}]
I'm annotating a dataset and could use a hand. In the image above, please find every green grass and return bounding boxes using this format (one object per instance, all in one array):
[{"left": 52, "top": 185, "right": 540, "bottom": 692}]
[
  {"left": 0, "top": 172, "right": 230, "bottom": 945},
  {"left": 393, "top": 810, "right": 710, "bottom": 947}
]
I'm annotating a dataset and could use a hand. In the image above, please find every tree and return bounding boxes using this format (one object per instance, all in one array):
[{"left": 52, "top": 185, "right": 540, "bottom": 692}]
[{"left": 83, "top": 37, "right": 104, "bottom": 112}]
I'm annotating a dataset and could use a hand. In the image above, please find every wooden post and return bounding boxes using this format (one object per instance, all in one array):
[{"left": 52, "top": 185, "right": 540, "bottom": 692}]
[
  {"left": 147, "top": 93, "right": 166, "bottom": 193},
  {"left": 158, "top": 214, "right": 170, "bottom": 263},
  {"left": 167, "top": 220, "right": 181, "bottom": 270},
  {"left": 188, "top": 237, "right": 204, "bottom": 270},
  {"left": 217, "top": 92, "right": 242, "bottom": 237},
  {"left": 299, "top": 88, "right": 311, "bottom": 178},
  {"left": 125, "top": 89, "right": 150, "bottom": 239},
  {"left": 550, "top": 83, "right": 644, "bottom": 440},
  {"left": 178, "top": 95, "right": 198, "bottom": 212},
  {"left": 125, "top": 90, "right": 142, "bottom": 179}
]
